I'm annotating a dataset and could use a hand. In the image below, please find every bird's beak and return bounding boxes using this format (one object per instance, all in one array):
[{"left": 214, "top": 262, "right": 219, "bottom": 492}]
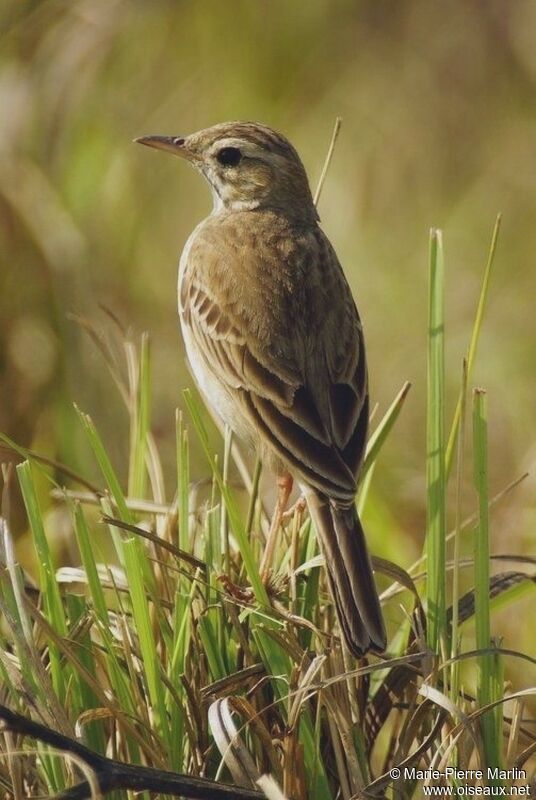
[{"left": 134, "top": 135, "right": 193, "bottom": 159}]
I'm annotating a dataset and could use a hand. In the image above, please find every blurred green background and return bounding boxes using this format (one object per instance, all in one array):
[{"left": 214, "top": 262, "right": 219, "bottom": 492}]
[{"left": 1, "top": 2, "right": 534, "bottom": 644}]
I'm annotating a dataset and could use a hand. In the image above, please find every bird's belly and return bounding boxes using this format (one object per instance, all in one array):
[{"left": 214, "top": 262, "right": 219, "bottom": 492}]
[{"left": 180, "top": 320, "right": 256, "bottom": 445}]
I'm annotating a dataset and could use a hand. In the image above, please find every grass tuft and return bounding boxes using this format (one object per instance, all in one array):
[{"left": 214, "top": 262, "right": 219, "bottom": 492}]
[{"left": 0, "top": 225, "right": 534, "bottom": 798}]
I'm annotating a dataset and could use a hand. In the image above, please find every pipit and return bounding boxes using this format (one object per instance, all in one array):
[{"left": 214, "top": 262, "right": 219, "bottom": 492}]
[{"left": 136, "top": 121, "right": 386, "bottom": 656}]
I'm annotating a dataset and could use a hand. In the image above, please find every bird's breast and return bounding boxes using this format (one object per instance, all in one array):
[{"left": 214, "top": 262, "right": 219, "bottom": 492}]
[{"left": 177, "top": 226, "right": 258, "bottom": 445}]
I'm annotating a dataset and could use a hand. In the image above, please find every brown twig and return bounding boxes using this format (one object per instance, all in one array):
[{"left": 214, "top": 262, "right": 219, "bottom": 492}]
[{"left": 0, "top": 704, "right": 263, "bottom": 800}]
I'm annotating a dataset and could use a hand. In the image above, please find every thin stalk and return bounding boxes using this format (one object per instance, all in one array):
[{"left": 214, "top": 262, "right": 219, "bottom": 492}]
[
  {"left": 128, "top": 332, "right": 151, "bottom": 500},
  {"left": 446, "top": 215, "right": 501, "bottom": 474},
  {"left": 245, "top": 457, "right": 262, "bottom": 536},
  {"left": 473, "top": 389, "right": 501, "bottom": 773},
  {"left": 426, "top": 228, "right": 446, "bottom": 651},
  {"left": 313, "top": 117, "right": 342, "bottom": 206},
  {"left": 221, "top": 426, "right": 232, "bottom": 575},
  {"left": 450, "top": 358, "right": 468, "bottom": 699}
]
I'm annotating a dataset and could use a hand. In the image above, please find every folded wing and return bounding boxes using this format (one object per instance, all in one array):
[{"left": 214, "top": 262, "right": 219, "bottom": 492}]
[{"left": 180, "top": 225, "right": 368, "bottom": 504}]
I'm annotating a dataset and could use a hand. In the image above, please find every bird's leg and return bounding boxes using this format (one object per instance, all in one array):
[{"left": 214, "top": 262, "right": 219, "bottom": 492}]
[{"left": 260, "top": 472, "right": 293, "bottom": 582}]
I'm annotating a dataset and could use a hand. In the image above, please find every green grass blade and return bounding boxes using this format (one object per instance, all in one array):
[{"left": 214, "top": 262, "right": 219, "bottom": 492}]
[
  {"left": 0, "top": 431, "right": 101, "bottom": 495},
  {"left": 473, "top": 390, "right": 490, "bottom": 654},
  {"left": 168, "top": 575, "right": 195, "bottom": 771},
  {"left": 254, "top": 628, "right": 332, "bottom": 798},
  {"left": 16, "top": 461, "right": 69, "bottom": 790},
  {"left": 0, "top": 512, "right": 41, "bottom": 691},
  {"left": 446, "top": 215, "right": 501, "bottom": 475},
  {"left": 76, "top": 406, "right": 132, "bottom": 524},
  {"left": 183, "top": 389, "right": 269, "bottom": 607},
  {"left": 356, "top": 461, "right": 375, "bottom": 517},
  {"left": 72, "top": 502, "right": 141, "bottom": 758},
  {"left": 72, "top": 502, "right": 110, "bottom": 623},
  {"left": 472, "top": 388, "right": 501, "bottom": 771},
  {"left": 425, "top": 229, "right": 447, "bottom": 652},
  {"left": 77, "top": 407, "right": 157, "bottom": 601},
  {"left": 63, "top": 593, "right": 106, "bottom": 754},
  {"left": 245, "top": 456, "right": 262, "bottom": 535},
  {"left": 450, "top": 358, "right": 468, "bottom": 702},
  {"left": 128, "top": 332, "right": 151, "bottom": 500},
  {"left": 362, "top": 381, "right": 411, "bottom": 479},
  {"left": 198, "top": 612, "right": 227, "bottom": 682},
  {"left": 176, "top": 410, "right": 190, "bottom": 552},
  {"left": 17, "top": 462, "right": 67, "bottom": 639},
  {"left": 123, "top": 536, "right": 170, "bottom": 747},
  {"left": 221, "top": 426, "right": 232, "bottom": 575}
]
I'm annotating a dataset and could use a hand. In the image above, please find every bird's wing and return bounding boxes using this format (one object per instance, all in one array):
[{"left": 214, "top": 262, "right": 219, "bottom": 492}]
[{"left": 180, "top": 217, "right": 367, "bottom": 502}]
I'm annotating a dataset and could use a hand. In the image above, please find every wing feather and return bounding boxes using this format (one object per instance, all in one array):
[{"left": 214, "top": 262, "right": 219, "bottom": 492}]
[{"left": 180, "top": 215, "right": 368, "bottom": 501}]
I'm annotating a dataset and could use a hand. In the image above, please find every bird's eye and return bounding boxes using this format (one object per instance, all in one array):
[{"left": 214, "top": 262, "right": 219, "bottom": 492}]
[{"left": 216, "top": 147, "right": 242, "bottom": 166}]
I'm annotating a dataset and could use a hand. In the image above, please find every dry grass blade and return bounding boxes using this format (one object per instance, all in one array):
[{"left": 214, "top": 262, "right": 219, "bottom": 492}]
[
  {"left": 447, "top": 570, "right": 536, "bottom": 628},
  {"left": 51, "top": 488, "right": 175, "bottom": 514},
  {"left": 313, "top": 116, "right": 342, "bottom": 206},
  {"left": 67, "top": 313, "right": 123, "bottom": 391},
  {"left": 23, "top": 597, "right": 166, "bottom": 765},
  {"left": 256, "top": 775, "right": 289, "bottom": 800},
  {"left": 365, "top": 711, "right": 446, "bottom": 796},
  {"left": 365, "top": 661, "right": 420, "bottom": 753},
  {"left": 208, "top": 698, "right": 261, "bottom": 788},
  {"left": 514, "top": 740, "right": 536, "bottom": 770},
  {"left": 0, "top": 435, "right": 102, "bottom": 495},
  {"left": 446, "top": 688, "right": 536, "bottom": 752},
  {"left": 439, "top": 646, "right": 536, "bottom": 671},
  {"left": 407, "top": 471, "right": 529, "bottom": 575},
  {"left": 418, "top": 684, "right": 469, "bottom": 724},
  {"left": 506, "top": 699, "right": 524, "bottom": 766},
  {"left": 320, "top": 652, "right": 426, "bottom": 690},
  {"left": 202, "top": 664, "right": 266, "bottom": 700},
  {"left": 288, "top": 655, "right": 325, "bottom": 731},
  {"left": 101, "top": 514, "right": 205, "bottom": 569},
  {"left": 321, "top": 653, "right": 367, "bottom": 796},
  {"left": 374, "top": 556, "right": 425, "bottom": 621}
]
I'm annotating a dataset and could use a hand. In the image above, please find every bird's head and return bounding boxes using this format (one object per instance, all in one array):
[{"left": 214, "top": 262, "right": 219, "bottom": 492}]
[{"left": 135, "top": 121, "right": 318, "bottom": 223}]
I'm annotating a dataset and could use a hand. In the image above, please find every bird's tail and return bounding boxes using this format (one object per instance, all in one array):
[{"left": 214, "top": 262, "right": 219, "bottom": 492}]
[{"left": 306, "top": 492, "right": 386, "bottom": 656}]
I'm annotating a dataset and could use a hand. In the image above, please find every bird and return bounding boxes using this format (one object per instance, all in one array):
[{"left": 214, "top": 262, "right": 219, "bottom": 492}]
[{"left": 136, "top": 121, "right": 386, "bottom": 656}]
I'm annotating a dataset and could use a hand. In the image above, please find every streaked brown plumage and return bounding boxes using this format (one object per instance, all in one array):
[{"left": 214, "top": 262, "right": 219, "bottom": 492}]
[{"left": 136, "top": 121, "right": 386, "bottom": 656}]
